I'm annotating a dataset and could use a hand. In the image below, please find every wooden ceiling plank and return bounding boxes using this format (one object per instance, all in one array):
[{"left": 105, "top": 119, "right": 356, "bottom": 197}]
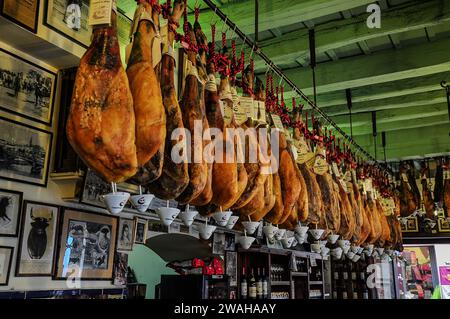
[{"left": 254, "top": 0, "right": 450, "bottom": 71}]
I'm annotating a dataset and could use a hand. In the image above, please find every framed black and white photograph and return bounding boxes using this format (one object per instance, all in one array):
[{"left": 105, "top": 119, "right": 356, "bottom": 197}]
[
  {"left": 113, "top": 252, "right": 128, "bottom": 286},
  {"left": 225, "top": 251, "right": 237, "bottom": 287},
  {"left": 224, "top": 233, "right": 236, "bottom": 251},
  {"left": 0, "top": 116, "right": 53, "bottom": 187},
  {"left": 0, "top": 246, "right": 13, "bottom": 286},
  {"left": 134, "top": 218, "right": 147, "bottom": 244},
  {"left": 1, "top": 0, "right": 40, "bottom": 33},
  {"left": 117, "top": 218, "right": 134, "bottom": 251},
  {"left": 80, "top": 168, "right": 138, "bottom": 210},
  {"left": 44, "top": 0, "right": 92, "bottom": 48},
  {"left": 0, "top": 48, "right": 57, "bottom": 125},
  {"left": 212, "top": 232, "right": 225, "bottom": 255},
  {"left": 54, "top": 208, "right": 118, "bottom": 280},
  {"left": 0, "top": 188, "right": 22, "bottom": 237},
  {"left": 15, "top": 201, "right": 59, "bottom": 276}
]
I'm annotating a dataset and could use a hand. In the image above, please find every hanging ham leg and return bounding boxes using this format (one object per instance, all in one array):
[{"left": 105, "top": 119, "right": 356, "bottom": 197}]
[
  {"left": 147, "top": 0, "right": 189, "bottom": 199},
  {"left": 176, "top": 24, "right": 208, "bottom": 204},
  {"left": 420, "top": 164, "right": 435, "bottom": 219},
  {"left": 67, "top": 11, "right": 137, "bottom": 183},
  {"left": 126, "top": 1, "right": 165, "bottom": 184}
]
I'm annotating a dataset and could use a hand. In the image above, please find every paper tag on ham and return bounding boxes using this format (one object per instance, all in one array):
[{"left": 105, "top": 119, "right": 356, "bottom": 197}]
[
  {"left": 89, "top": 0, "right": 113, "bottom": 25},
  {"left": 258, "top": 101, "right": 267, "bottom": 124},
  {"left": 234, "top": 102, "right": 248, "bottom": 125},
  {"left": 249, "top": 99, "right": 259, "bottom": 120},
  {"left": 365, "top": 178, "right": 373, "bottom": 192},
  {"left": 271, "top": 114, "right": 284, "bottom": 131},
  {"left": 313, "top": 156, "right": 328, "bottom": 175},
  {"left": 303, "top": 152, "right": 316, "bottom": 168},
  {"left": 444, "top": 169, "right": 450, "bottom": 180},
  {"left": 294, "top": 138, "right": 309, "bottom": 164},
  {"left": 152, "top": 34, "right": 162, "bottom": 68},
  {"left": 291, "top": 145, "right": 298, "bottom": 161},
  {"left": 331, "top": 162, "right": 340, "bottom": 177},
  {"left": 220, "top": 101, "right": 234, "bottom": 126},
  {"left": 239, "top": 97, "right": 253, "bottom": 118}
]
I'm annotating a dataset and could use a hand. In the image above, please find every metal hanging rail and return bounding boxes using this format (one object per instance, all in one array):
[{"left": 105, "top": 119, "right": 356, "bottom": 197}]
[{"left": 202, "top": 0, "right": 393, "bottom": 174}]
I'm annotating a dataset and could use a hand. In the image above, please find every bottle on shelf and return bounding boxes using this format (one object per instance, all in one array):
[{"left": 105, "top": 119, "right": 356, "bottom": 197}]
[
  {"left": 241, "top": 267, "right": 248, "bottom": 300},
  {"left": 249, "top": 268, "right": 257, "bottom": 299},
  {"left": 262, "top": 268, "right": 268, "bottom": 299},
  {"left": 257, "top": 268, "right": 263, "bottom": 299}
]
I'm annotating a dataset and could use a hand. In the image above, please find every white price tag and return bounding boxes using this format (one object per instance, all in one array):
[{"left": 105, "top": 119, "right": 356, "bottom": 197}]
[
  {"left": 258, "top": 101, "right": 267, "bottom": 124},
  {"left": 89, "top": 0, "right": 113, "bottom": 26},
  {"left": 271, "top": 114, "right": 285, "bottom": 131},
  {"left": 310, "top": 256, "right": 317, "bottom": 267}
]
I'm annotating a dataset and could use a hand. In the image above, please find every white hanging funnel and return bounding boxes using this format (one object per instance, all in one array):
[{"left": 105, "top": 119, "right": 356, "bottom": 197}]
[
  {"left": 295, "top": 224, "right": 309, "bottom": 237},
  {"left": 241, "top": 221, "right": 261, "bottom": 235},
  {"left": 310, "top": 242, "right": 321, "bottom": 253},
  {"left": 103, "top": 183, "right": 130, "bottom": 214},
  {"left": 198, "top": 219, "right": 216, "bottom": 240},
  {"left": 263, "top": 224, "right": 277, "bottom": 239},
  {"left": 226, "top": 216, "right": 240, "bottom": 230},
  {"left": 156, "top": 202, "right": 180, "bottom": 226},
  {"left": 238, "top": 234, "right": 256, "bottom": 250},
  {"left": 294, "top": 233, "right": 306, "bottom": 244},
  {"left": 212, "top": 210, "right": 233, "bottom": 227},
  {"left": 274, "top": 228, "right": 286, "bottom": 241},
  {"left": 179, "top": 206, "right": 198, "bottom": 227},
  {"left": 281, "top": 237, "right": 294, "bottom": 249},
  {"left": 309, "top": 229, "right": 325, "bottom": 240},
  {"left": 130, "top": 194, "right": 154, "bottom": 213},
  {"left": 327, "top": 234, "right": 340, "bottom": 245}
]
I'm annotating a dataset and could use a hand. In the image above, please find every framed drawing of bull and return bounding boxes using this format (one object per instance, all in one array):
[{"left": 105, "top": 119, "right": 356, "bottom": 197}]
[
  {"left": 53, "top": 208, "right": 118, "bottom": 280},
  {"left": 15, "top": 201, "right": 59, "bottom": 276},
  {"left": 0, "top": 188, "right": 22, "bottom": 237}
]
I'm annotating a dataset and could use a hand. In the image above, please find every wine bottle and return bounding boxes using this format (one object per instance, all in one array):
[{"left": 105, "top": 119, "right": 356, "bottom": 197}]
[
  {"left": 241, "top": 267, "right": 248, "bottom": 299},
  {"left": 249, "top": 268, "right": 257, "bottom": 299},
  {"left": 262, "top": 268, "right": 268, "bottom": 299},
  {"left": 257, "top": 268, "right": 263, "bottom": 299}
]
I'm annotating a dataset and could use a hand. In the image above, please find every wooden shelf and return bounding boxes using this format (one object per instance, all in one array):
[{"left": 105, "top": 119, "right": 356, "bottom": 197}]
[
  {"left": 291, "top": 272, "right": 308, "bottom": 277},
  {"left": 271, "top": 281, "right": 291, "bottom": 286}
]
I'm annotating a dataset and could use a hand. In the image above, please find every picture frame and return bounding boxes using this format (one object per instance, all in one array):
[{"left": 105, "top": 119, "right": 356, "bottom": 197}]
[
  {"left": 0, "top": 116, "right": 53, "bottom": 187},
  {"left": 44, "top": 0, "right": 92, "bottom": 48},
  {"left": 53, "top": 208, "right": 118, "bottom": 280},
  {"left": 79, "top": 168, "right": 139, "bottom": 210},
  {"left": 212, "top": 232, "right": 226, "bottom": 255},
  {"left": 15, "top": 201, "right": 59, "bottom": 276},
  {"left": 0, "top": 0, "right": 40, "bottom": 33},
  {"left": 0, "top": 246, "right": 13, "bottom": 286},
  {"left": 438, "top": 218, "right": 450, "bottom": 233},
  {"left": 133, "top": 218, "right": 147, "bottom": 244},
  {"left": 112, "top": 252, "right": 128, "bottom": 286},
  {"left": 400, "top": 216, "right": 419, "bottom": 233},
  {"left": 0, "top": 188, "right": 23, "bottom": 237},
  {"left": 0, "top": 47, "right": 57, "bottom": 125},
  {"left": 116, "top": 218, "right": 134, "bottom": 251}
]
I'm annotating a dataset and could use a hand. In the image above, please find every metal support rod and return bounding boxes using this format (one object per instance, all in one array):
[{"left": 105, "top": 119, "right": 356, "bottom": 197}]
[
  {"left": 201, "top": 0, "right": 392, "bottom": 174},
  {"left": 441, "top": 81, "right": 450, "bottom": 121},
  {"left": 309, "top": 29, "right": 317, "bottom": 105},
  {"left": 346, "top": 89, "right": 353, "bottom": 138},
  {"left": 254, "top": 0, "right": 259, "bottom": 44},
  {"left": 382, "top": 131, "right": 387, "bottom": 164}
]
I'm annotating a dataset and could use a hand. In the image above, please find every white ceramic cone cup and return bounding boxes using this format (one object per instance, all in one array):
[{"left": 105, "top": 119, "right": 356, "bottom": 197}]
[
  {"left": 311, "top": 243, "right": 321, "bottom": 253},
  {"left": 157, "top": 207, "right": 180, "bottom": 226},
  {"left": 179, "top": 209, "right": 199, "bottom": 227},
  {"left": 376, "top": 247, "right": 385, "bottom": 256},
  {"left": 351, "top": 245, "right": 359, "bottom": 254},
  {"left": 309, "top": 229, "right": 325, "bottom": 240},
  {"left": 295, "top": 225, "right": 309, "bottom": 237},
  {"left": 103, "top": 192, "right": 130, "bottom": 214},
  {"left": 342, "top": 245, "right": 351, "bottom": 254},
  {"left": 241, "top": 221, "right": 261, "bottom": 235},
  {"left": 352, "top": 255, "right": 361, "bottom": 263},
  {"left": 331, "top": 247, "right": 343, "bottom": 259},
  {"left": 263, "top": 224, "right": 277, "bottom": 239},
  {"left": 130, "top": 194, "right": 154, "bottom": 213},
  {"left": 327, "top": 234, "right": 340, "bottom": 245},
  {"left": 274, "top": 228, "right": 286, "bottom": 241},
  {"left": 212, "top": 211, "right": 233, "bottom": 227},
  {"left": 281, "top": 237, "right": 295, "bottom": 249},
  {"left": 239, "top": 235, "right": 256, "bottom": 250},
  {"left": 198, "top": 222, "right": 217, "bottom": 240},
  {"left": 346, "top": 251, "right": 356, "bottom": 260},
  {"left": 295, "top": 233, "right": 306, "bottom": 245},
  {"left": 226, "top": 216, "right": 240, "bottom": 230}
]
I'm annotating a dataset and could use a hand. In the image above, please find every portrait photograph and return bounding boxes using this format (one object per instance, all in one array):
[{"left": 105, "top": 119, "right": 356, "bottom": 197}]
[
  {"left": 0, "top": 48, "right": 57, "bottom": 125},
  {"left": 117, "top": 218, "right": 134, "bottom": 251},
  {"left": 113, "top": 252, "right": 128, "bottom": 286},
  {"left": 0, "top": 116, "right": 52, "bottom": 187},
  {"left": 0, "top": 188, "right": 22, "bottom": 237},
  {"left": 15, "top": 201, "right": 59, "bottom": 276},
  {"left": 1, "top": 0, "right": 40, "bottom": 33},
  {"left": 134, "top": 218, "right": 147, "bottom": 244},
  {"left": 0, "top": 246, "right": 13, "bottom": 286},
  {"left": 54, "top": 208, "right": 118, "bottom": 280}
]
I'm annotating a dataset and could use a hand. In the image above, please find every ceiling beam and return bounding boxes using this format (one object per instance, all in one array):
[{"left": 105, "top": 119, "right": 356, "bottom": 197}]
[
  {"left": 358, "top": 40, "right": 371, "bottom": 54},
  {"left": 274, "top": 36, "right": 450, "bottom": 96},
  {"left": 190, "top": 0, "right": 376, "bottom": 38},
  {"left": 329, "top": 103, "right": 448, "bottom": 128},
  {"left": 389, "top": 34, "right": 402, "bottom": 49},
  {"left": 287, "top": 71, "right": 450, "bottom": 108},
  {"left": 326, "top": 50, "right": 339, "bottom": 61},
  {"left": 253, "top": 0, "right": 450, "bottom": 71},
  {"left": 426, "top": 26, "right": 436, "bottom": 42},
  {"left": 322, "top": 91, "right": 447, "bottom": 116}
]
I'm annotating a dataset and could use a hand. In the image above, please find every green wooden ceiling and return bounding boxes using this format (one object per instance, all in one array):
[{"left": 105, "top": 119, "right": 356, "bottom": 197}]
[{"left": 117, "top": 0, "right": 450, "bottom": 162}]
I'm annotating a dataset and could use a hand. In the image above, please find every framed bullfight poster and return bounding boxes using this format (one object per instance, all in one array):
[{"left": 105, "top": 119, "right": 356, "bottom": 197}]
[
  {"left": 54, "top": 208, "right": 118, "bottom": 280},
  {"left": 0, "top": 48, "right": 57, "bottom": 125},
  {"left": 0, "top": 246, "right": 13, "bottom": 286},
  {"left": 1, "top": 0, "right": 40, "bottom": 33},
  {"left": 15, "top": 201, "right": 59, "bottom": 276},
  {"left": 0, "top": 116, "right": 53, "bottom": 187},
  {"left": 44, "top": 0, "right": 92, "bottom": 48},
  {"left": 0, "top": 188, "right": 22, "bottom": 237}
]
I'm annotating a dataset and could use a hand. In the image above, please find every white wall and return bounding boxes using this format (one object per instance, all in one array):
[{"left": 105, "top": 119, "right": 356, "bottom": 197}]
[{"left": 433, "top": 244, "right": 450, "bottom": 299}]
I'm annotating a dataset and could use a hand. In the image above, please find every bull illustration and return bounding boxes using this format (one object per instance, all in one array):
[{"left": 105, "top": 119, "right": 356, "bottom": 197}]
[
  {"left": 27, "top": 207, "right": 53, "bottom": 259},
  {"left": 0, "top": 196, "right": 12, "bottom": 223}
]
